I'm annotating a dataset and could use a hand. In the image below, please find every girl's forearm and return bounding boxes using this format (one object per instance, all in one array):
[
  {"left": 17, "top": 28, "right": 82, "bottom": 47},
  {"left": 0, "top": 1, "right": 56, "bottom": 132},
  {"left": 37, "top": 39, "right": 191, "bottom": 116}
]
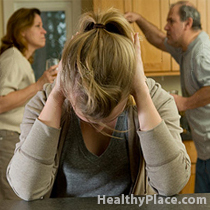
[
  {"left": 133, "top": 85, "right": 162, "bottom": 131},
  {"left": 38, "top": 90, "right": 65, "bottom": 129}
]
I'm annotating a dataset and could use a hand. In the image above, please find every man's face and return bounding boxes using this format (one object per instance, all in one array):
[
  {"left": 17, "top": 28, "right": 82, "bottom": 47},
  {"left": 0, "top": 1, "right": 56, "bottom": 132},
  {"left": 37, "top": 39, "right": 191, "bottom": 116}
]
[{"left": 164, "top": 5, "right": 186, "bottom": 47}]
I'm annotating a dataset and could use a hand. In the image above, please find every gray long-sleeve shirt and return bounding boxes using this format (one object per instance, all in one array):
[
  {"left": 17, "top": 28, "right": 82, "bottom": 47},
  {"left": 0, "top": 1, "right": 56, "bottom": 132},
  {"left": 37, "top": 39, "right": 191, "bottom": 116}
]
[
  {"left": 164, "top": 31, "right": 210, "bottom": 160},
  {"left": 7, "top": 78, "right": 191, "bottom": 201}
]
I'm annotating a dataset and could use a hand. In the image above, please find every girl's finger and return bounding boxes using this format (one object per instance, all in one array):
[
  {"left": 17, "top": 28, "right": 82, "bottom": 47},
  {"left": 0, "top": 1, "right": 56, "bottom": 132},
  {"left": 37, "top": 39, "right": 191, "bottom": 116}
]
[
  {"left": 134, "top": 33, "right": 140, "bottom": 50},
  {"left": 134, "top": 32, "right": 142, "bottom": 59},
  {"left": 131, "top": 32, "right": 134, "bottom": 43}
]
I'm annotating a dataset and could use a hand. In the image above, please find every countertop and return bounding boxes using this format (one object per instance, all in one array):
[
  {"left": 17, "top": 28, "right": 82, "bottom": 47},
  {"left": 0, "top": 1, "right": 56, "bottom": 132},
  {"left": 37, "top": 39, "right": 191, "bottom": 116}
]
[{"left": 0, "top": 194, "right": 209, "bottom": 210}]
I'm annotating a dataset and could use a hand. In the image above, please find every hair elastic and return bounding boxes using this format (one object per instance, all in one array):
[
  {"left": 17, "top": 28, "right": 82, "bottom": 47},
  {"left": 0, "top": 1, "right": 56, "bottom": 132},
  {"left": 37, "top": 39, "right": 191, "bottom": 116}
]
[{"left": 93, "top": 23, "right": 106, "bottom": 29}]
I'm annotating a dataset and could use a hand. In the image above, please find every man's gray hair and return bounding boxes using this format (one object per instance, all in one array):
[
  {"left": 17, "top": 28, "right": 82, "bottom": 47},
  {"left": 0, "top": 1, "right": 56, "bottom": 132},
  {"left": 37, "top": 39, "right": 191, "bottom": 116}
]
[{"left": 171, "top": 1, "right": 202, "bottom": 30}]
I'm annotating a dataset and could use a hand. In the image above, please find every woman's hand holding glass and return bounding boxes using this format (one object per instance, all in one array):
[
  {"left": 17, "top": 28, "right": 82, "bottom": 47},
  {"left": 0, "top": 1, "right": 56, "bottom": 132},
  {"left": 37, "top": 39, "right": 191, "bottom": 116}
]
[
  {"left": 50, "top": 60, "right": 65, "bottom": 104},
  {"left": 35, "top": 59, "right": 59, "bottom": 91},
  {"left": 46, "top": 58, "right": 59, "bottom": 70}
]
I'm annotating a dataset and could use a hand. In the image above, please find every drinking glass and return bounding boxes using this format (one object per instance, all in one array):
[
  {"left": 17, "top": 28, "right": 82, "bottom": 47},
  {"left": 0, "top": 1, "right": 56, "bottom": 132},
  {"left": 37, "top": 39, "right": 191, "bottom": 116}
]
[
  {"left": 46, "top": 58, "right": 59, "bottom": 70},
  {"left": 168, "top": 90, "right": 178, "bottom": 95}
]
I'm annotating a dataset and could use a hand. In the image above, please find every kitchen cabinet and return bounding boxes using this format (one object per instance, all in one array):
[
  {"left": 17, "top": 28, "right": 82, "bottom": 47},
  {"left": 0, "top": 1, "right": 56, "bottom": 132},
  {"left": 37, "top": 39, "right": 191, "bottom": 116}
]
[
  {"left": 132, "top": 0, "right": 177, "bottom": 76},
  {"left": 93, "top": 0, "right": 132, "bottom": 13},
  {"left": 92, "top": 0, "right": 210, "bottom": 76},
  {"left": 93, "top": 0, "right": 178, "bottom": 76},
  {"left": 131, "top": 0, "right": 210, "bottom": 75},
  {"left": 180, "top": 140, "right": 197, "bottom": 194}
]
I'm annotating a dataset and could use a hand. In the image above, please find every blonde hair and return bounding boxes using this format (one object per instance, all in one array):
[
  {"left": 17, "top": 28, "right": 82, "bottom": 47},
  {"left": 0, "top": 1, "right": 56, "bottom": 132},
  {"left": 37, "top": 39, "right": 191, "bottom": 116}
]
[{"left": 61, "top": 8, "right": 136, "bottom": 121}]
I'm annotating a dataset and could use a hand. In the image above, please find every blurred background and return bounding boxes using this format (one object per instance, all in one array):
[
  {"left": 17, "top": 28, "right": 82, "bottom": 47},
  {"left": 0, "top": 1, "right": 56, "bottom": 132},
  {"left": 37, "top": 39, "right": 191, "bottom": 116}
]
[{"left": 0, "top": 0, "right": 181, "bottom": 94}]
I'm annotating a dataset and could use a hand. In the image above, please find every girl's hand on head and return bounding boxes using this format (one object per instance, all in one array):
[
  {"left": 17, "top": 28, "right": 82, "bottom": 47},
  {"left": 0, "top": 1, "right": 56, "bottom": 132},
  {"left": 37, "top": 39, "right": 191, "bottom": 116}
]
[
  {"left": 131, "top": 33, "right": 148, "bottom": 97},
  {"left": 131, "top": 33, "right": 162, "bottom": 131},
  {"left": 51, "top": 60, "right": 65, "bottom": 103},
  {"left": 38, "top": 60, "right": 65, "bottom": 128}
]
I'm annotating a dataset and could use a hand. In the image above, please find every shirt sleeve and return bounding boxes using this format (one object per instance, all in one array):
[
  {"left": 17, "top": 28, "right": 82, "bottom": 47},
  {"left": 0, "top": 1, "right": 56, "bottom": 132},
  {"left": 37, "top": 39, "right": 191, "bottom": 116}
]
[
  {"left": 6, "top": 85, "right": 63, "bottom": 201},
  {"left": 193, "top": 47, "right": 210, "bottom": 87},
  {"left": 136, "top": 79, "right": 191, "bottom": 196}
]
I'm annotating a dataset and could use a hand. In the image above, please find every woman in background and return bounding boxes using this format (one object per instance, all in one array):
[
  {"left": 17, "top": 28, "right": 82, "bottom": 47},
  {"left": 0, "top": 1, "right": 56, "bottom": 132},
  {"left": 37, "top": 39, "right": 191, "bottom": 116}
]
[
  {"left": 7, "top": 9, "right": 190, "bottom": 201},
  {"left": 0, "top": 8, "right": 57, "bottom": 200}
]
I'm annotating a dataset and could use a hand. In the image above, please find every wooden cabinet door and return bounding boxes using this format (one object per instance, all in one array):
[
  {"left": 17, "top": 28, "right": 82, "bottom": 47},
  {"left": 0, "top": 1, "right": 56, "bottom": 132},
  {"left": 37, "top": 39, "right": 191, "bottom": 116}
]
[
  {"left": 93, "top": 0, "right": 208, "bottom": 76},
  {"left": 132, "top": 0, "right": 172, "bottom": 75},
  {"left": 93, "top": 0, "right": 132, "bottom": 13},
  {"left": 93, "top": 0, "right": 175, "bottom": 76}
]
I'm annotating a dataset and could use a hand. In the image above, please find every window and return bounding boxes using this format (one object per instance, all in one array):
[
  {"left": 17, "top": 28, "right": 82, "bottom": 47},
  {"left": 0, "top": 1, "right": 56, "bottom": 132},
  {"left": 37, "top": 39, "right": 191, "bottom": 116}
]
[{"left": 32, "top": 11, "right": 66, "bottom": 80}]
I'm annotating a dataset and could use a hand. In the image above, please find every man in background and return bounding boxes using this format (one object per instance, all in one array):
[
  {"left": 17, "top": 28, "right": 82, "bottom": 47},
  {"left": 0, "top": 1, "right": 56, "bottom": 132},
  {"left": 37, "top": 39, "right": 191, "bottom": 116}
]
[{"left": 125, "top": 1, "right": 210, "bottom": 193}]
